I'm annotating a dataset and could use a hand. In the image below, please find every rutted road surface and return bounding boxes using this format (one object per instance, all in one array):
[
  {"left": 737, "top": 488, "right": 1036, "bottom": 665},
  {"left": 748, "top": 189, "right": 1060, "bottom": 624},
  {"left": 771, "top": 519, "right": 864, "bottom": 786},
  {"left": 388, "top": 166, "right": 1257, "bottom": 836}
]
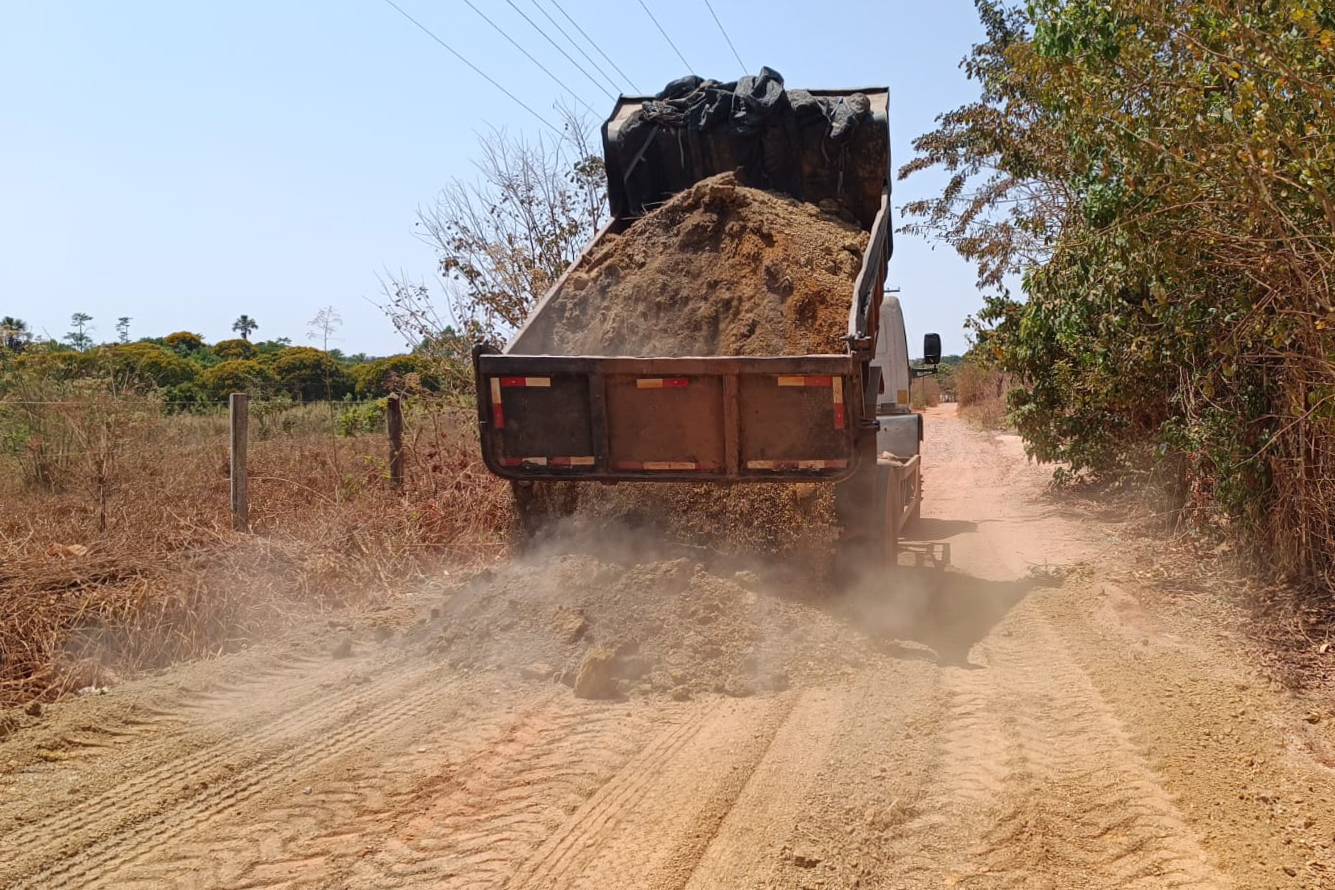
[{"left": 4, "top": 405, "right": 1335, "bottom": 889}]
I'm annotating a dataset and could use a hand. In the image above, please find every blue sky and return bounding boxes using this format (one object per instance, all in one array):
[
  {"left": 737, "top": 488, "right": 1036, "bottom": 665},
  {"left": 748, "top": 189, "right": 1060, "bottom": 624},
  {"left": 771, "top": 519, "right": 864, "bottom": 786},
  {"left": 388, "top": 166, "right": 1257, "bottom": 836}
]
[{"left": 1, "top": 1, "right": 986, "bottom": 356}]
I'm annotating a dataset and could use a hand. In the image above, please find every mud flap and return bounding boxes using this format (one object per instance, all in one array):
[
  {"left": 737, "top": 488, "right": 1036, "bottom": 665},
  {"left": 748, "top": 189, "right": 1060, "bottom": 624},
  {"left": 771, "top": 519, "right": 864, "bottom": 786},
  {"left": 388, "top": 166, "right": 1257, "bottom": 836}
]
[{"left": 833, "top": 429, "right": 892, "bottom": 588}]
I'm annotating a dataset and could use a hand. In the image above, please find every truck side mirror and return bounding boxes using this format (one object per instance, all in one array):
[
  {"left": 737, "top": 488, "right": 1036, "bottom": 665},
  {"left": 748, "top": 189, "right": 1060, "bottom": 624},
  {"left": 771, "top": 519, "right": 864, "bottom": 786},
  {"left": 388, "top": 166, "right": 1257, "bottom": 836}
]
[{"left": 923, "top": 333, "right": 941, "bottom": 365}]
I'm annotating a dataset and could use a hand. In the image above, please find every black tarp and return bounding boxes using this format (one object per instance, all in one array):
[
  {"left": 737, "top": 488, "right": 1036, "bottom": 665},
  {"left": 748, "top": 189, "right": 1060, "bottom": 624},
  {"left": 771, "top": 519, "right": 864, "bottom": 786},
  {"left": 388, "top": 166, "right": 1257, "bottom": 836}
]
[{"left": 605, "top": 68, "right": 887, "bottom": 231}]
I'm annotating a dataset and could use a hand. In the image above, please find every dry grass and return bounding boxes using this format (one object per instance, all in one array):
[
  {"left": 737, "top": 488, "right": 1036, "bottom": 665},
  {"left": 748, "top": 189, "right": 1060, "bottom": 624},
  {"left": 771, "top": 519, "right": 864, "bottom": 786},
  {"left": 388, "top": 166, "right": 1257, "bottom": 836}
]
[
  {"left": 0, "top": 386, "right": 510, "bottom": 707},
  {"left": 955, "top": 362, "right": 1012, "bottom": 429}
]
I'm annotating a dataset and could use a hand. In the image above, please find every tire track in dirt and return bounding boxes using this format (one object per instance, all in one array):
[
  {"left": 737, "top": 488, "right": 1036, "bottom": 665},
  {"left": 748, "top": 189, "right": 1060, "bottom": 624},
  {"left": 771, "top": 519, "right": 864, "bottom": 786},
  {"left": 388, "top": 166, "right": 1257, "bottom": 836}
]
[
  {"left": 505, "top": 695, "right": 798, "bottom": 890},
  {"left": 0, "top": 652, "right": 336, "bottom": 844},
  {"left": 342, "top": 696, "right": 668, "bottom": 890},
  {"left": 939, "top": 603, "right": 1229, "bottom": 889},
  {"left": 681, "top": 687, "right": 849, "bottom": 888},
  {"left": 8, "top": 656, "right": 454, "bottom": 890}
]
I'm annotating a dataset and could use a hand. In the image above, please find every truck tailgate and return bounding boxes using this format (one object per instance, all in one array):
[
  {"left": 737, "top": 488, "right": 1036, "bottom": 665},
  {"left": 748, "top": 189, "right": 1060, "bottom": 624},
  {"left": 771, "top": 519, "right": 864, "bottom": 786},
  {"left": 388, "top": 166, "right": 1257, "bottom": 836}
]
[{"left": 474, "top": 352, "right": 862, "bottom": 483}]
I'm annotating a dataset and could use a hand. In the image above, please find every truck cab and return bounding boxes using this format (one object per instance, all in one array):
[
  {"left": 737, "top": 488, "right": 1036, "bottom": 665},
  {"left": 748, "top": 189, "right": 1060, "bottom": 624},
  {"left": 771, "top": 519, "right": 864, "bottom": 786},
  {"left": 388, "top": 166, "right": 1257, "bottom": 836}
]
[{"left": 873, "top": 293, "right": 923, "bottom": 460}]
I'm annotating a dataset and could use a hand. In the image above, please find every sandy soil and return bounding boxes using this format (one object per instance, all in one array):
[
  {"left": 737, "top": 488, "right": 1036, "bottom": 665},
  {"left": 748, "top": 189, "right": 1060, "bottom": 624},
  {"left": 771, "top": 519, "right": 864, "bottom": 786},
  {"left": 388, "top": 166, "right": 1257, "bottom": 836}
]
[{"left": 3, "top": 404, "right": 1334, "bottom": 889}]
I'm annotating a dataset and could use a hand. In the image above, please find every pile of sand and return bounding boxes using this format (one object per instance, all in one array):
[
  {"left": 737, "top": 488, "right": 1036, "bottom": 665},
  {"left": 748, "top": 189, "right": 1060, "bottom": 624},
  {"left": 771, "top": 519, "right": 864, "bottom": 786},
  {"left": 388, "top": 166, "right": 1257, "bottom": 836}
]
[
  {"left": 532, "top": 172, "right": 867, "bottom": 356},
  {"left": 421, "top": 545, "right": 877, "bottom": 700}
]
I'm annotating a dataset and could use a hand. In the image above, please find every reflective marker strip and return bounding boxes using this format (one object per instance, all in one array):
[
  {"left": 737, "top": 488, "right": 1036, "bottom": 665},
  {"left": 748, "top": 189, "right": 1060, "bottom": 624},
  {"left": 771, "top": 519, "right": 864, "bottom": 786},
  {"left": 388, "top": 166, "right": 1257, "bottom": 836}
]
[
  {"left": 500, "top": 377, "right": 551, "bottom": 388},
  {"left": 832, "top": 377, "right": 845, "bottom": 430},
  {"left": 636, "top": 377, "right": 689, "bottom": 389},
  {"left": 746, "top": 459, "right": 849, "bottom": 470},
  {"left": 616, "top": 460, "right": 721, "bottom": 471},
  {"left": 897, "top": 388, "right": 909, "bottom": 404},
  {"left": 776, "top": 375, "right": 833, "bottom": 387},
  {"left": 490, "top": 377, "right": 504, "bottom": 428},
  {"left": 499, "top": 456, "right": 595, "bottom": 468}
]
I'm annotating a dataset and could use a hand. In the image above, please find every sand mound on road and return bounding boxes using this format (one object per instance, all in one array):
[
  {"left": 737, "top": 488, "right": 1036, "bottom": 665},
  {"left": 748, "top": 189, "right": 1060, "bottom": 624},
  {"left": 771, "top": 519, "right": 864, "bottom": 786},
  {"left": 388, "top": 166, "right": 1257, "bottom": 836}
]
[
  {"left": 424, "top": 546, "right": 875, "bottom": 699},
  {"left": 533, "top": 171, "right": 867, "bottom": 357}
]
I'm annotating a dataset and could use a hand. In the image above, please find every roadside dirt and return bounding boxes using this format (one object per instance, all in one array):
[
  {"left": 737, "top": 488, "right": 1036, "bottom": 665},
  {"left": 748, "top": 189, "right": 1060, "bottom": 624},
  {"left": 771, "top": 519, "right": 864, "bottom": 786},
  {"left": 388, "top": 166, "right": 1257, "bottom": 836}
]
[{"left": 3, "top": 404, "right": 1334, "bottom": 889}]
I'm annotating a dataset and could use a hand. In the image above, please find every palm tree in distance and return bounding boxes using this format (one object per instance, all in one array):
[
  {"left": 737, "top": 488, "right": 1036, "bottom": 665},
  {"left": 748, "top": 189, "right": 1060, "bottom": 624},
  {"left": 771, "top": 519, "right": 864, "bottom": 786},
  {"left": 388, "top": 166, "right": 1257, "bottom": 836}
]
[
  {"left": 1, "top": 316, "right": 28, "bottom": 351},
  {"left": 232, "top": 314, "right": 259, "bottom": 341}
]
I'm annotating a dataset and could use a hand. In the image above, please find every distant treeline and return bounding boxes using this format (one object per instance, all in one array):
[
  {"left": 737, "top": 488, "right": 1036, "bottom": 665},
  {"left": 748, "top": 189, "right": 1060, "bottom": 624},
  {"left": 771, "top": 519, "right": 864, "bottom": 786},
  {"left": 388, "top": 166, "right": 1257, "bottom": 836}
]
[{"left": 0, "top": 329, "right": 467, "bottom": 403}]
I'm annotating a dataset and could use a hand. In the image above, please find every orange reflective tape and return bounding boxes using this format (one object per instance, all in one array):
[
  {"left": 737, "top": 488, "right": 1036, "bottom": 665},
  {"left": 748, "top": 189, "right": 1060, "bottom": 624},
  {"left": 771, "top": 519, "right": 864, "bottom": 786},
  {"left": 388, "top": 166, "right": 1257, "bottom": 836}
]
[
  {"left": 501, "top": 456, "right": 595, "bottom": 468},
  {"left": 490, "top": 378, "right": 504, "bottom": 429},
  {"left": 636, "top": 377, "right": 689, "bottom": 389}
]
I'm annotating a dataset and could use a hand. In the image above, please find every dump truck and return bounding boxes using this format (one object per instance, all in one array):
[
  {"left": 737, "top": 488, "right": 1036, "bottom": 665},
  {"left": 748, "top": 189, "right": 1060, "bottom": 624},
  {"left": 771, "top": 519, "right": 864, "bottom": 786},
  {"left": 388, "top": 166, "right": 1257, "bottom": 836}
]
[{"left": 472, "top": 72, "right": 938, "bottom": 578}]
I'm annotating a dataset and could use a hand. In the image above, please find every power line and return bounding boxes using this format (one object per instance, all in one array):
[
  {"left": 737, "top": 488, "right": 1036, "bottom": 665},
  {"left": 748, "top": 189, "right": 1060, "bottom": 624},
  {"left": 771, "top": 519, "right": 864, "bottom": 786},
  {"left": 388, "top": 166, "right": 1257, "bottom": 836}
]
[
  {"left": 528, "top": 0, "right": 623, "bottom": 96},
  {"left": 547, "top": 0, "right": 642, "bottom": 93},
  {"left": 703, "top": 0, "right": 746, "bottom": 74},
  {"left": 635, "top": 0, "right": 692, "bottom": 73},
  {"left": 500, "top": 0, "right": 615, "bottom": 100},
  {"left": 377, "top": 0, "right": 562, "bottom": 134},
  {"left": 460, "top": 0, "right": 602, "bottom": 119}
]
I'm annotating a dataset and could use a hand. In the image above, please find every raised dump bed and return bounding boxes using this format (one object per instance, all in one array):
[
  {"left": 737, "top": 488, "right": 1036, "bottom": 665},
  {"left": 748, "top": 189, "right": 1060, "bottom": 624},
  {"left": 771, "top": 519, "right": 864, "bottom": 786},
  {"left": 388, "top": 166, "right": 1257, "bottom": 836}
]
[{"left": 475, "top": 83, "right": 891, "bottom": 485}]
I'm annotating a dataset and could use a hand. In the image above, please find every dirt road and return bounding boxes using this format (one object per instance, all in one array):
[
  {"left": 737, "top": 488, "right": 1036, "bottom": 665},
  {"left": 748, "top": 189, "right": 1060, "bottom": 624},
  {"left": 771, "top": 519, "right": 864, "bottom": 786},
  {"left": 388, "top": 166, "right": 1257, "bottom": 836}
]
[{"left": 4, "top": 405, "right": 1334, "bottom": 889}]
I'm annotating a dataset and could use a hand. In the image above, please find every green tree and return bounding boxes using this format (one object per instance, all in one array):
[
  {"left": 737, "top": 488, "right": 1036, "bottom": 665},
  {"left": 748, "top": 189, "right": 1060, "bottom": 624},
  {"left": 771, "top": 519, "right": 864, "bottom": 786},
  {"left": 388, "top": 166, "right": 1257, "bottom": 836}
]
[
  {"left": 213, "top": 338, "right": 258, "bottom": 361},
  {"left": 15, "top": 350, "right": 100, "bottom": 379},
  {"left": 232, "top": 314, "right": 259, "bottom": 341},
  {"left": 201, "top": 360, "right": 276, "bottom": 399},
  {"left": 1, "top": 316, "right": 29, "bottom": 352},
  {"left": 903, "top": 0, "right": 1335, "bottom": 585},
  {"left": 115, "top": 316, "right": 131, "bottom": 343},
  {"left": 109, "top": 342, "right": 199, "bottom": 389},
  {"left": 163, "top": 331, "right": 205, "bottom": 353},
  {"left": 65, "top": 313, "right": 94, "bottom": 351},
  {"left": 251, "top": 337, "right": 291, "bottom": 358},
  {"left": 271, "top": 347, "right": 353, "bottom": 401},
  {"left": 352, "top": 354, "right": 442, "bottom": 398}
]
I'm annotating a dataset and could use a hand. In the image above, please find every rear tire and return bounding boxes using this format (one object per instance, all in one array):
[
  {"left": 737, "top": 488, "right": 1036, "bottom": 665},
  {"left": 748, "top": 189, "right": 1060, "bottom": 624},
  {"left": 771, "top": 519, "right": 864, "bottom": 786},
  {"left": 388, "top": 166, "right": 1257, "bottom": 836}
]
[{"left": 834, "top": 447, "right": 898, "bottom": 589}]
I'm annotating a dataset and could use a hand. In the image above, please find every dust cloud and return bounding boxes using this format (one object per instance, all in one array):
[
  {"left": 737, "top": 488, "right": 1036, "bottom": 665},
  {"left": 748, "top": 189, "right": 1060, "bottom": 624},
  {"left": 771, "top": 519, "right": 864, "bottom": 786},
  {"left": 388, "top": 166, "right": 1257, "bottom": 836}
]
[{"left": 402, "top": 512, "right": 968, "bottom": 702}]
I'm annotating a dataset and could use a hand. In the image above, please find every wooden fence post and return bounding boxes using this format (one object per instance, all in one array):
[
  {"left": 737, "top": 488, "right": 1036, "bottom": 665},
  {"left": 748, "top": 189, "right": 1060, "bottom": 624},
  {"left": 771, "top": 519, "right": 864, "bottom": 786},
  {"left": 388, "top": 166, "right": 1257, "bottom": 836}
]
[
  {"left": 387, "top": 393, "right": 404, "bottom": 489},
  {"left": 230, "top": 392, "right": 249, "bottom": 531}
]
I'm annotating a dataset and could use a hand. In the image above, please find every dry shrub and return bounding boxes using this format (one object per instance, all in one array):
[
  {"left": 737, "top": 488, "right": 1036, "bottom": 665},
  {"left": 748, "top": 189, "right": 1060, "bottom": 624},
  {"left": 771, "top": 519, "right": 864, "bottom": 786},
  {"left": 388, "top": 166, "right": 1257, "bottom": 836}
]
[
  {"left": 0, "top": 382, "right": 509, "bottom": 706},
  {"left": 910, "top": 377, "right": 941, "bottom": 410},
  {"left": 956, "top": 361, "right": 1011, "bottom": 429}
]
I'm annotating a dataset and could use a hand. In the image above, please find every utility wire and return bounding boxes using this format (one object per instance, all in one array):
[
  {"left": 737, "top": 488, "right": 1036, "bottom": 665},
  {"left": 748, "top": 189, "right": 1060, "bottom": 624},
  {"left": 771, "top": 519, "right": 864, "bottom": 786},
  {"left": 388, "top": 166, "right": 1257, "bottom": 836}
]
[
  {"left": 528, "top": 0, "right": 623, "bottom": 96},
  {"left": 500, "top": 0, "right": 615, "bottom": 100},
  {"left": 378, "top": 0, "right": 562, "bottom": 134},
  {"left": 547, "top": 0, "right": 642, "bottom": 92},
  {"left": 460, "top": 0, "right": 602, "bottom": 119},
  {"left": 703, "top": 0, "right": 747, "bottom": 74},
  {"left": 635, "top": 0, "right": 691, "bottom": 73}
]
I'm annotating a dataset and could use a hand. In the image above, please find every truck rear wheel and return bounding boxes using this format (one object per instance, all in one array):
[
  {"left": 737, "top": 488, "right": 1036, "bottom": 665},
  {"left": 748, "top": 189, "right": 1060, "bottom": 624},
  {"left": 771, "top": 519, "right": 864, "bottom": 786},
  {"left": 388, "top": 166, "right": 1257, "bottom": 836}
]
[
  {"left": 833, "top": 437, "right": 897, "bottom": 587},
  {"left": 510, "top": 480, "right": 578, "bottom": 542}
]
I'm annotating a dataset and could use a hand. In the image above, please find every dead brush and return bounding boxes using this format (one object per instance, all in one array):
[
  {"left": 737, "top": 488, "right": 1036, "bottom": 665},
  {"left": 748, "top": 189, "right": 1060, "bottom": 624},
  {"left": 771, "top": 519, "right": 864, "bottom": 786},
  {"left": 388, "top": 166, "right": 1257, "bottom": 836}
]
[{"left": 0, "top": 384, "right": 509, "bottom": 708}]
